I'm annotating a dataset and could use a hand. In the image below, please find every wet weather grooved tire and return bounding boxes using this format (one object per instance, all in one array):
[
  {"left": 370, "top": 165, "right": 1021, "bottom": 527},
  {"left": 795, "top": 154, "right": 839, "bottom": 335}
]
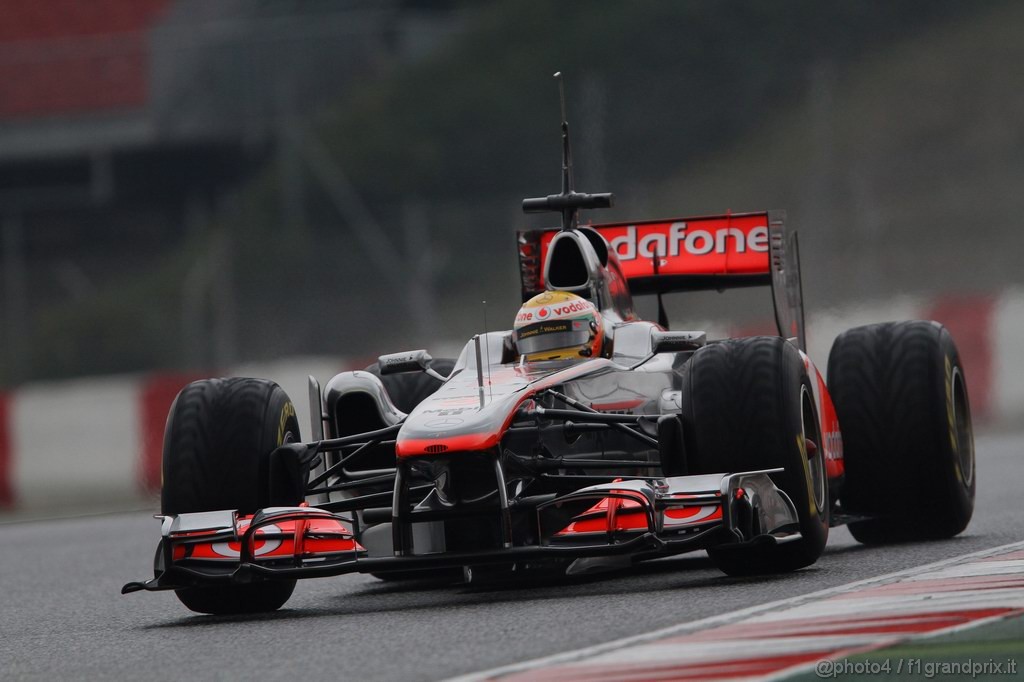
[
  {"left": 681, "top": 336, "right": 828, "bottom": 576},
  {"left": 161, "top": 377, "right": 302, "bottom": 614},
  {"left": 827, "top": 321, "right": 975, "bottom": 543}
]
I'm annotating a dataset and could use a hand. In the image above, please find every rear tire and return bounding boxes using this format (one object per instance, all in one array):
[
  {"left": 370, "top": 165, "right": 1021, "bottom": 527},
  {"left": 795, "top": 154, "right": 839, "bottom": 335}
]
[
  {"left": 161, "top": 377, "right": 303, "bottom": 614},
  {"left": 681, "top": 337, "right": 829, "bottom": 576},
  {"left": 827, "top": 321, "right": 975, "bottom": 543}
]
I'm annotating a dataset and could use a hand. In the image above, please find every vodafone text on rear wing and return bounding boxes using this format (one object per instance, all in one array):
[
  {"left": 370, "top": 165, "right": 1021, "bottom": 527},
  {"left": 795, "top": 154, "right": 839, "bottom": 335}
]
[{"left": 517, "top": 210, "right": 806, "bottom": 350}]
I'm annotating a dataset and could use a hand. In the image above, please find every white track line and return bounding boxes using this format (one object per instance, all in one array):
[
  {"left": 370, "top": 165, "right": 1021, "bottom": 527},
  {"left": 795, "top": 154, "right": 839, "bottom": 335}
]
[{"left": 445, "top": 540, "right": 1024, "bottom": 682}]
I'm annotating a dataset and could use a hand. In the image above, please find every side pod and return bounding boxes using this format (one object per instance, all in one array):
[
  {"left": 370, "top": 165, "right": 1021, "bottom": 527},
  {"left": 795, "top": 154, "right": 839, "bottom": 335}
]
[{"left": 322, "top": 370, "right": 407, "bottom": 477}]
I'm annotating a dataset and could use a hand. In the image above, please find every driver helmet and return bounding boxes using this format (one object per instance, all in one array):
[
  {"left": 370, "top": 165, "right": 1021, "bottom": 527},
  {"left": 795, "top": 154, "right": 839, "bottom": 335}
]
[{"left": 513, "top": 291, "right": 604, "bottom": 362}]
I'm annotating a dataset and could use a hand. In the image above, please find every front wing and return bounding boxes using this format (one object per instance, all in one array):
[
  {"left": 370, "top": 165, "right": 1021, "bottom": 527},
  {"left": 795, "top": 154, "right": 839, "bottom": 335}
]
[{"left": 123, "top": 469, "right": 799, "bottom": 594}]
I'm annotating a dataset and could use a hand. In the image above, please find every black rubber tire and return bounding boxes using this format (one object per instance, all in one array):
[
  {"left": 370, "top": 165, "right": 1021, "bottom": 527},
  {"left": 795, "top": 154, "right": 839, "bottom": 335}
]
[
  {"left": 827, "top": 321, "right": 975, "bottom": 544},
  {"left": 161, "top": 377, "right": 303, "bottom": 614},
  {"left": 681, "top": 337, "right": 829, "bottom": 576},
  {"left": 365, "top": 358, "right": 456, "bottom": 413}
]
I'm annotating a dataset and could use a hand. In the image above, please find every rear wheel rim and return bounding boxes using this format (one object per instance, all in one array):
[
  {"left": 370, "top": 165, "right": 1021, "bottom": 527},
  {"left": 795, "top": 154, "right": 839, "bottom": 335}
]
[
  {"left": 800, "top": 385, "right": 827, "bottom": 516},
  {"left": 951, "top": 367, "right": 974, "bottom": 488}
]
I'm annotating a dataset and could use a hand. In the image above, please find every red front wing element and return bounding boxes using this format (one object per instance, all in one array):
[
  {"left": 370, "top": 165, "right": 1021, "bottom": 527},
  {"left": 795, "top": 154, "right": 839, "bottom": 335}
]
[
  {"left": 151, "top": 506, "right": 365, "bottom": 584},
  {"left": 123, "top": 470, "right": 802, "bottom": 596},
  {"left": 171, "top": 514, "right": 362, "bottom": 563},
  {"left": 555, "top": 495, "right": 723, "bottom": 537}
]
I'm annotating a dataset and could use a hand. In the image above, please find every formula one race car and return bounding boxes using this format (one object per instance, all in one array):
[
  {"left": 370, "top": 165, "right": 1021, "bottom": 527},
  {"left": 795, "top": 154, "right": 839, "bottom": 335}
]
[{"left": 124, "top": 77, "right": 976, "bottom": 614}]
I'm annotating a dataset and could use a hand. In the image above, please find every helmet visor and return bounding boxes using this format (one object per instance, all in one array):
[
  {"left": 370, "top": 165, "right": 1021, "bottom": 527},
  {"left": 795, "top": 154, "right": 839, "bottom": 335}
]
[{"left": 514, "top": 319, "right": 593, "bottom": 357}]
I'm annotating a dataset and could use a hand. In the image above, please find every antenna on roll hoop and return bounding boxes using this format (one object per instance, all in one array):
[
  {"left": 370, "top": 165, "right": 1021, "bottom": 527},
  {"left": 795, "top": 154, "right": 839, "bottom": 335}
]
[
  {"left": 522, "top": 72, "right": 614, "bottom": 231},
  {"left": 557, "top": 72, "right": 572, "bottom": 199}
]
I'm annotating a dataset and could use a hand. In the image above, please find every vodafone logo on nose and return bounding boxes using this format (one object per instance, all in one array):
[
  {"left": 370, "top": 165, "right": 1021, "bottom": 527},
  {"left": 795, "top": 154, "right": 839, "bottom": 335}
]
[{"left": 538, "top": 307, "right": 550, "bottom": 318}]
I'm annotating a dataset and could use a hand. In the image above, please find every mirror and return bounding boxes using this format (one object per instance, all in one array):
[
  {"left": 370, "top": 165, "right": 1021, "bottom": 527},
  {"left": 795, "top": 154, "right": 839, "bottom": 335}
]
[
  {"left": 377, "top": 349, "right": 433, "bottom": 375},
  {"left": 651, "top": 330, "right": 706, "bottom": 354}
]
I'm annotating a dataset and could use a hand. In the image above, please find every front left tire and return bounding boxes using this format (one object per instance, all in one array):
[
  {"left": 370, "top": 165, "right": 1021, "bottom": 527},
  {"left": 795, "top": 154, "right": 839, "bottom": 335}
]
[
  {"left": 827, "top": 321, "right": 975, "bottom": 543},
  {"left": 681, "top": 336, "right": 829, "bottom": 575}
]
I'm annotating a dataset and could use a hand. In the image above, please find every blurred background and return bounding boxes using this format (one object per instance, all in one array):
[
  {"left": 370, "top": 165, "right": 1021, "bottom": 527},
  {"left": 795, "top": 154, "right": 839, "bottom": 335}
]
[
  {"left": 3, "top": 0, "right": 1021, "bottom": 380},
  {"left": 1, "top": 0, "right": 1021, "bottom": 511}
]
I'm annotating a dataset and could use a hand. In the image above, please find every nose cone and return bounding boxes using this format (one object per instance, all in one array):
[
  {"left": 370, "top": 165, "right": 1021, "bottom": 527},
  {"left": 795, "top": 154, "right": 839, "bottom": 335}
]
[{"left": 395, "top": 367, "right": 531, "bottom": 457}]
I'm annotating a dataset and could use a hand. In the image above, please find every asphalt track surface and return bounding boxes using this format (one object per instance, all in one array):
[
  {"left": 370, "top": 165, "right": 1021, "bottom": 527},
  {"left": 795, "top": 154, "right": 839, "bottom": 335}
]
[{"left": 1, "top": 430, "right": 1021, "bottom": 681}]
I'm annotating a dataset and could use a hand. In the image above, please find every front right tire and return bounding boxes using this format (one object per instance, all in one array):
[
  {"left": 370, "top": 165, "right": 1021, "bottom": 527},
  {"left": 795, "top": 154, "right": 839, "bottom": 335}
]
[{"left": 161, "top": 377, "right": 302, "bottom": 614}]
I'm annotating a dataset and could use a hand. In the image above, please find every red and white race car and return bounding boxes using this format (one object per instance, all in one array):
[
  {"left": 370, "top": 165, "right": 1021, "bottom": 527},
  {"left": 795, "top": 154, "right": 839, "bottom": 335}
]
[{"left": 125, "top": 80, "right": 975, "bottom": 615}]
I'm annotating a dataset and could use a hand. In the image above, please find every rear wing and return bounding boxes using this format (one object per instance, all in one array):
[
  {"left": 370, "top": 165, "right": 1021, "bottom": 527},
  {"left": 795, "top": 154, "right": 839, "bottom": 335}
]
[{"left": 517, "top": 210, "right": 806, "bottom": 350}]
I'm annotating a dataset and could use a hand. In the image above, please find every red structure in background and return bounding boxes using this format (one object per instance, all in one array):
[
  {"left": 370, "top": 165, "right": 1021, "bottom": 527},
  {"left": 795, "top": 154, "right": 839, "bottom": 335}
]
[
  {"left": 0, "top": 394, "right": 12, "bottom": 508},
  {"left": 925, "top": 294, "right": 995, "bottom": 421},
  {"left": 724, "top": 294, "right": 995, "bottom": 422},
  {"left": 138, "top": 373, "right": 206, "bottom": 495},
  {"left": 0, "top": 0, "right": 171, "bottom": 119}
]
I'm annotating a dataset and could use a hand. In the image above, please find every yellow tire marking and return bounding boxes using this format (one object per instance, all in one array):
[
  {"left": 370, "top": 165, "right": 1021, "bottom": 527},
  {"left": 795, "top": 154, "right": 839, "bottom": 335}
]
[
  {"left": 278, "top": 401, "right": 297, "bottom": 445},
  {"left": 944, "top": 357, "right": 964, "bottom": 484}
]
